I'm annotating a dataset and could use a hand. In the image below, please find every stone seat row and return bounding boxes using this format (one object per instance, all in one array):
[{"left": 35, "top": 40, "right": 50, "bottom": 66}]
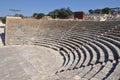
[
  {"left": 33, "top": 35, "right": 119, "bottom": 69},
  {"left": 31, "top": 24, "right": 120, "bottom": 80}
]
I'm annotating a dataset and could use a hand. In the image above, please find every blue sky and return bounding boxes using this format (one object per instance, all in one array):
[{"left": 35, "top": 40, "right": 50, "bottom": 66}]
[{"left": 0, "top": 0, "right": 120, "bottom": 16}]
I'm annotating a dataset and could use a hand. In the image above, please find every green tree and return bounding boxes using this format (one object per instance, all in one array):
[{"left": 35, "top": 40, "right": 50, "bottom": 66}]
[
  {"left": 33, "top": 13, "right": 38, "bottom": 18},
  {"left": 14, "top": 14, "right": 24, "bottom": 18},
  {"left": 32, "top": 13, "right": 45, "bottom": 19},
  {"left": 102, "top": 7, "right": 111, "bottom": 14},
  {"left": 36, "top": 13, "right": 45, "bottom": 19},
  {"left": 58, "top": 8, "right": 73, "bottom": 18},
  {"left": 58, "top": 8, "right": 68, "bottom": 18},
  {"left": 0, "top": 17, "right": 6, "bottom": 24},
  {"left": 94, "top": 9, "right": 102, "bottom": 14},
  {"left": 48, "top": 7, "right": 73, "bottom": 19},
  {"left": 88, "top": 7, "right": 112, "bottom": 14},
  {"left": 89, "top": 9, "right": 94, "bottom": 14},
  {"left": 48, "top": 11, "right": 55, "bottom": 18}
]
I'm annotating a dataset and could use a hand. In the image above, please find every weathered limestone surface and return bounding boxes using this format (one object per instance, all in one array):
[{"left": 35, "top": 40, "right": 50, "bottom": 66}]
[
  {"left": 4, "top": 17, "right": 120, "bottom": 80},
  {"left": 0, "top": 45, "right": 63, "bottom": 80},
  {"left": 5, "top": 18, "right": 74, "bottom": 45},
  {"left": 5, "top": 17, "right": 120, "bottom": 46}
]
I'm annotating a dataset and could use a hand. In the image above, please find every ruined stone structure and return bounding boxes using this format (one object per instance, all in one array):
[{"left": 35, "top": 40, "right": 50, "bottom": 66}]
[
  {"left": 85, "top": 14, "right": 120, "bottom": 21},
  {"left": 1, "top": 17, "right": 120, "bottom": 80}
]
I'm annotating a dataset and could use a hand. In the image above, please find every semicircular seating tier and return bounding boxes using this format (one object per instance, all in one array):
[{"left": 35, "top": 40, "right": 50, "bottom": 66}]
[{"left": 5, "top": 18, "right": 120, "bottom": 80}]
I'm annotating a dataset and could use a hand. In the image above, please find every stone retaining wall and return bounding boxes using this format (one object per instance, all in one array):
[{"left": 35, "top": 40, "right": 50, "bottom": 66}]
[
  {"left": 5, "top": 17, "right": 74, "bottom": 45},
  {"left": 5, "top": 17, "right": 120, "bottom": 45}
]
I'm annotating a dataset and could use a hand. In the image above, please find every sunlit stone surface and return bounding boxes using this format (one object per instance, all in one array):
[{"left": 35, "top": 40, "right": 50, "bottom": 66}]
[{"left": 0, "top": 45, "right": 63, "bottom": 80}]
